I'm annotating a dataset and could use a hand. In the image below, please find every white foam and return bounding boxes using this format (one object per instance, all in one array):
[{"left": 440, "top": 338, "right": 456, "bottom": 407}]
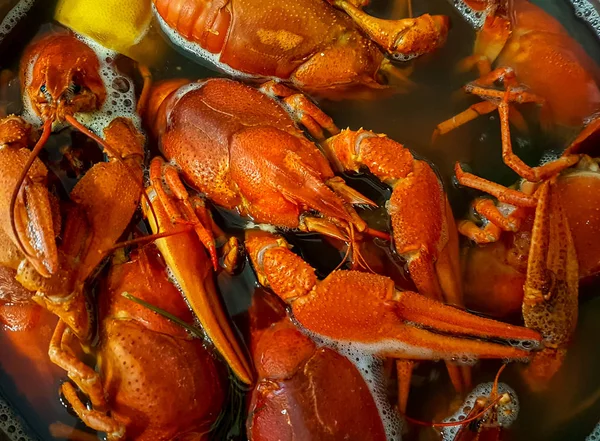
[
  {"left": 568, "top": 0, "right": 600, "bottom": 39},
  {"left": 446, "top": 0, "right": 486, "bottom": 29},
  {"left": 245, "top": 222, "right": 279, "bottom": 234},
  {"left": 0, "top": 0, "right": 35, "bottom": 45},
  {"left": 73, "top": 34, "right": 141, "bottom": 134},
  {"left": 0, "top": 397, "right": 35, "bottom": 441},
  {"left": 442, "top": 381, "right": 520, "bottom": 441},
  {"left": 448, "top": 0, "right": 600, "bottom": 37},
  {"left": 21, "top": 32, "right": 141, "bottom": 138},
  {"left": 587, "top": 420, "right": 600, "bottom": 441},
  {"left": 20, "top": 52, "right": 38, "bottom": 126}
]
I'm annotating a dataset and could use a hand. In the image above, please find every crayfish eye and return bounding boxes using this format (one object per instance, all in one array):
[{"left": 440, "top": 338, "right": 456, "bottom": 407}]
[{"left": 38, "top": 83, "right": 52, "bottom": 103}]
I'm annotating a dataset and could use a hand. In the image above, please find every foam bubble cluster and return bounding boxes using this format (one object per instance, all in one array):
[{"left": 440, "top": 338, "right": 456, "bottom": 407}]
[
  {"left": 0, "top": 397, "right": 34, "bottom": 441},
  {"left": 245, "top": 222, "right": 279, "bottom": 234},
  {"left": 22, "top": 32, "right": 141, "bottom": 137},
  {"left": 539, "top": 151, "right": 560, "bottom": 167},
  {"left": 448, "top": 0, "right": 600, "bottom": 36},
  {"left": 0, "top": 0, "right": 35, "bottom": 46},
  {"left": 568, "top": 0, "right": 600, "bottom": 39},
  {"left": 446, "top": 0, "right": 486, "bottom": 29},
  {"left": 507, "top": 338, "right": 541, "bottom": 352},
  {"left": 392, "top": 53, "right": 418, "bottom": 62},
  {"left": 587, "top": 420, "right": 600, "bottom": 441},
  {"left": 441, "top": 381, "right": 519, "bottom": 441}
]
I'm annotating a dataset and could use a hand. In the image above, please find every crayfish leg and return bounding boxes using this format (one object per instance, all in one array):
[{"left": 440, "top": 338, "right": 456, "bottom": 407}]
[
  {"left": 60, "top": 382, "right": 125, "bottom": 441},
  {"left": 48, "top": 320, "right": 108, "bottom": 411}
]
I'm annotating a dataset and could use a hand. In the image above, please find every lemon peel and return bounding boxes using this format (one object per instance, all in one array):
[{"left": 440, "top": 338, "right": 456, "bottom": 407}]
[{"left": 54, "top": 0, "right": 164, "bottom": 64}]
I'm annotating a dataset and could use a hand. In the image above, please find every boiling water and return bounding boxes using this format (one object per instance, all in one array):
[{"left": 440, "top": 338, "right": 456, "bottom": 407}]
[{"left": 1, "top": 0, "right": 600, "bottom": 440}]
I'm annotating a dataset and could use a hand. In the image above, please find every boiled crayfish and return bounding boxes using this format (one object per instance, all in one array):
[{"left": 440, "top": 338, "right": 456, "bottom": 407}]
[
  {"left": 140, "top": 168, "right": 254, "bottom": 384},
  {"left": 53, "top": 244, "right": 226, "bottom": 441},
  {"left": 433, "top": 0, "right": 600, "bottom": 389},
  {"left": 0, "top": 30, "right": 146, "bottom": 342},
  {"left": 152, "top": 0, "right": 449, "bottom": 97},
  {"left": 145, "top": 76, "right": 473, "bottom": 407}
]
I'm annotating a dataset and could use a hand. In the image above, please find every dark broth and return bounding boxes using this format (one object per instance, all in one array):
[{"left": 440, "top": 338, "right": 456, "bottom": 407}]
[{"left": 1, "top": 0, "right": 600, "bottom": 440}]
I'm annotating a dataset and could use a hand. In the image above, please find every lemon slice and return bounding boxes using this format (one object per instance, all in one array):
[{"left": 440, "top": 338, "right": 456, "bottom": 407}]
[{"left": 55, "top": 0, "right": 164, "bottom": 63}]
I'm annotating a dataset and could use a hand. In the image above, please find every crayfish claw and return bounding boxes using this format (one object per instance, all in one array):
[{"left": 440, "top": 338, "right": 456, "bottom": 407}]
[{"left": 333, "top": 1, "right": 449, "bottom": 59}]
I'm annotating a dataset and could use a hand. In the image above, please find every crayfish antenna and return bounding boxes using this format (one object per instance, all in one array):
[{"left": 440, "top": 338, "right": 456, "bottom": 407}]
[
  {"left": 108, "top": 225, "right": 196, "bottom": 252},
  {"left": 9, "top": 118, "right": 55, "bottom": 275}
]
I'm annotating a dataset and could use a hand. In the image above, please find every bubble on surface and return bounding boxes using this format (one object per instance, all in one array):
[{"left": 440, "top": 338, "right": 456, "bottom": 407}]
[
  {"left": 539, "top": 151, "right": 560, "bottom": 166},
  {"left": 507, "top": 338, "right": 542, "bottom": 352},
  {"left": 446, "top": 0, "right": 486, "bottom": 29},
  {"left": 0, "top": 0, "right": 35, "bottom": 46},
  {"left": 587, "top": 420, "right": 600, "bottom": 441},
  {"left": 448, "top": 0, "right": 600, "bottom": 37},
  {"left": 0, "top": 398, "right": 35, "bottom": 441},
  {"left": 21, "top": 32, "right": 141, "bottom": 137},
  {"left": 392, "top": 53, "right": 418, "bottom": 62},
  {"left": 568, "top": 0, "right": 600, "bottom": 39},
  {"left": 441, "top": 381, "right": 519, "bottom": 441}
]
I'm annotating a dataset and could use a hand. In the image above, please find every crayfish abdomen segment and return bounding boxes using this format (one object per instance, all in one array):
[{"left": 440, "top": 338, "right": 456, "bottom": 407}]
[{"left": 154, "top": 0, "right": 231, "bottom": 54}]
